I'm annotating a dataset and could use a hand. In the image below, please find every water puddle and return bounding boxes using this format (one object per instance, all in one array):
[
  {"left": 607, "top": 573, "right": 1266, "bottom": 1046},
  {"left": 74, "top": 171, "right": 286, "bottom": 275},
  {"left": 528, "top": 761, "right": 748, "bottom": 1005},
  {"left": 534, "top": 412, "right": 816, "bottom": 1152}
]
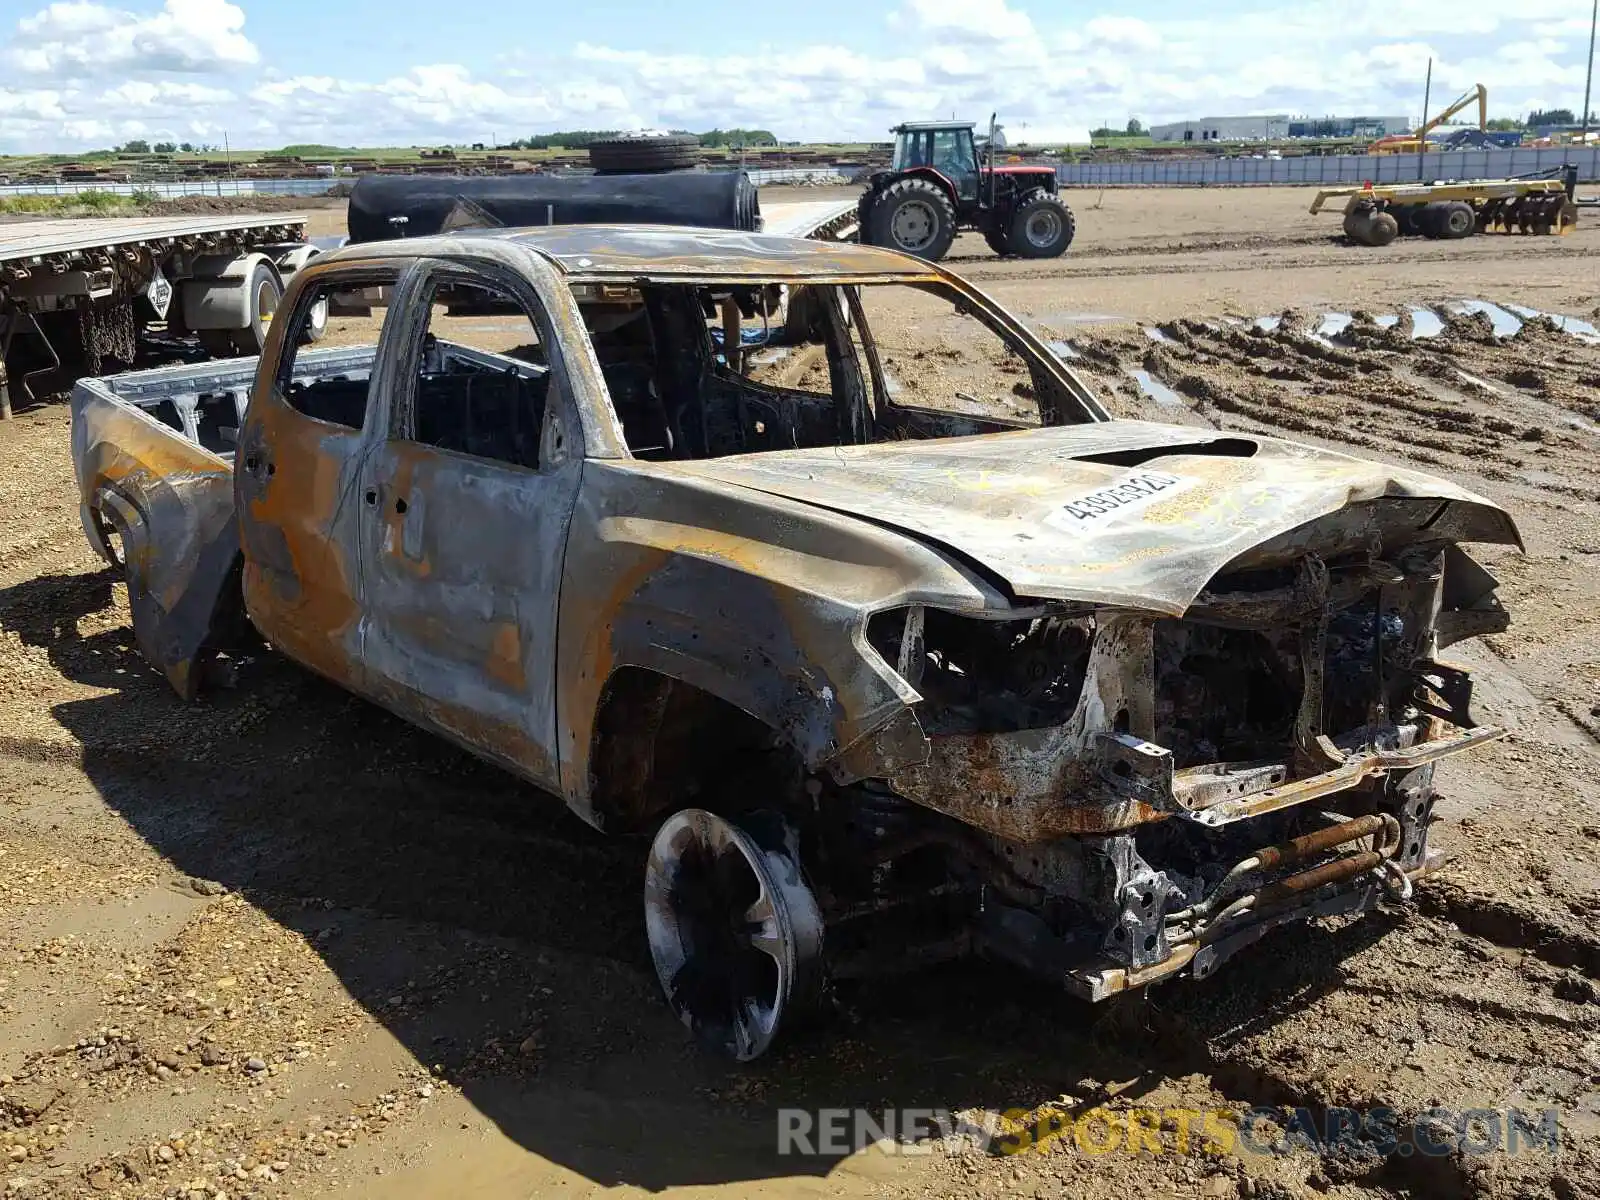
[
  {"left": 1447, "top": 300, "right": 1522, "bottom": 337},
  {"left": 1143, "top": 326, "right": 1172, "bottom": 343},
  {"left": 1046, "top": 340, "right": 1080, "bottom": 359},
  {"left": 1252, "top": 316, "right": 1281, "bottom": 332},
  {"left": 1408, "top": 308, "right": 1444, "bottom": 338},
  {"left": 1316, "top": 312, "right": 1353, "bottom": 340},
  {"left": 1046, "top": 310, "right": 1125, "bottom": 326},
  {"left": 1127, "top": 369, "right": 1185, "bottom": 408},
  {"left": 1502, "top": 303, "right": 1600, "bottom": 344},
  {"left": 744, "top": 347, "right": 791, "bottom": 367},
  {"left": 1373, "top": 314, "right": 1400, "bottom": 328}
]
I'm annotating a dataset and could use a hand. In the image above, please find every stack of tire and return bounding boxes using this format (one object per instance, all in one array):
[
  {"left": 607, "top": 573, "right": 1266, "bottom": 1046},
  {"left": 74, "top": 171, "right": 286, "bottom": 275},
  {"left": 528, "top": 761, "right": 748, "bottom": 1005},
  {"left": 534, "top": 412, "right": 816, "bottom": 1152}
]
[{"left": 587, "top": 132, "right": 702, "bottom": 175}]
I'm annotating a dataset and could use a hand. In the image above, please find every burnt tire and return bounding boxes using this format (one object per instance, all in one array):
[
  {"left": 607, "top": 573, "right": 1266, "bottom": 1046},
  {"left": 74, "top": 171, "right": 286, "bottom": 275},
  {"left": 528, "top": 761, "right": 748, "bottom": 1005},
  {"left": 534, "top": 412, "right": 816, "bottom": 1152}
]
[
  {"left": 587, "top": 132, "right": 702, "bottom": 174},
  {"left": 644, "top": 808, "right": 823, "bottom": 1061},
  {"left": 864, "top": 178, "right": 957, "bottom": 260},
  {"left": 1007, "top": 192, "right": 1075, "bottom": 258}
]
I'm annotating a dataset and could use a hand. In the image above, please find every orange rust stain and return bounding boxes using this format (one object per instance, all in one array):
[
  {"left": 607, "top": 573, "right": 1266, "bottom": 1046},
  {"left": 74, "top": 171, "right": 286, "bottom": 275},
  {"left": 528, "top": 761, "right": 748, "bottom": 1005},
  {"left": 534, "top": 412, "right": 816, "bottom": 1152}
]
[
  {"left": 485, "top": 622, "right": 525, "bottom": 690},
  {"left": 365, "top": 674, "right": 554, "bottom": 787},
  {"left": 559, "top": 542, "right": 671, "bottom": 801},
  {"left": 241, "top": 394, "right": 364, "bottom": 679},
  {"left": 79, "top": 404, "right": 225, "bottom": 495}
]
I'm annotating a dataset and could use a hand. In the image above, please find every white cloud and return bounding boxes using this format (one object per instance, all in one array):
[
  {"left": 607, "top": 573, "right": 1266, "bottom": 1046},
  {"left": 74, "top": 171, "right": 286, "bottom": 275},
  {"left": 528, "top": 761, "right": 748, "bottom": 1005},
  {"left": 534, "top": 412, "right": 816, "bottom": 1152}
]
[
  {"left": 0, "top": 0, "right": 1596, "bottom": 153},
  {"left": 7, "top": 0, "right": 257, "bottom": 79},
  {"left": 891, "top": 0, "right": 1036, "bottom": 43},
  {"left": 1083, "top": 16, "right": 1159, "bottom": 51}
]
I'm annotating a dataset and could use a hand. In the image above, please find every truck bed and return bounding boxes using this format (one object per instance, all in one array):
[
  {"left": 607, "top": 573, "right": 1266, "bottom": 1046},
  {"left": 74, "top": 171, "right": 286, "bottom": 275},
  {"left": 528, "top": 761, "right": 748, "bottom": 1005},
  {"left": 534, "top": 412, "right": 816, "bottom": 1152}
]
[{"left": 72, "top": 345, "right": 376, "bottom": 462}]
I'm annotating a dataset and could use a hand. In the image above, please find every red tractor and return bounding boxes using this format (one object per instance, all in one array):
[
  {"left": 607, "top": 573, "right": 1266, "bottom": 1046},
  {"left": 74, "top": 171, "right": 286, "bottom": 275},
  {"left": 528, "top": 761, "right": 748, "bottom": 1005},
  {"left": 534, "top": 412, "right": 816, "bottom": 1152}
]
[{"left": 858, "top": 116, "right": 1074, "bottom": 261}]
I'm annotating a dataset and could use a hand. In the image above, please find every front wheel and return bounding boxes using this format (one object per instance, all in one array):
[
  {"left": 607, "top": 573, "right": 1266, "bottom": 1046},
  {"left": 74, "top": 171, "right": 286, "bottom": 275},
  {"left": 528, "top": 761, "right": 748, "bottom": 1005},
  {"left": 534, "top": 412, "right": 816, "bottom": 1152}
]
[
  {"left": 644, "top": 808, "right": 823, "bottom": 1061},
  {"left": 1007, "top": 193, "right": 1075, "bottom": 258},
  {"left": 864, "top": 178, "right": 957, "bottom": 260},
  {"left": 983, "top": 227, "right": 1013, "bottom": 256}
]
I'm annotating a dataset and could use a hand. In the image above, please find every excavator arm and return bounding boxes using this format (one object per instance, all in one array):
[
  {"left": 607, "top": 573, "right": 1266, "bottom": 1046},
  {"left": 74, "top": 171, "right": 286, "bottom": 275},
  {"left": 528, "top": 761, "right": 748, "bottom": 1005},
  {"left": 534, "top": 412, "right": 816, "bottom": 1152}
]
[
  {"left": 1422, "top": 83, "right": 1488, "bottom": 139},
  {"left": 1369, "top": 83, "right": 1486, "bottom": 154}
]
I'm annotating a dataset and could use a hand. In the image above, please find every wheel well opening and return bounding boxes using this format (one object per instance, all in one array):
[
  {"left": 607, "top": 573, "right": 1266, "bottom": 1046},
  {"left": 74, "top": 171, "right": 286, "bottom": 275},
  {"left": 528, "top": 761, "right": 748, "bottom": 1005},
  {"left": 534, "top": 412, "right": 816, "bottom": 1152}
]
[{"left": 588, "top": 668, "right": 792, "bottom": 832}]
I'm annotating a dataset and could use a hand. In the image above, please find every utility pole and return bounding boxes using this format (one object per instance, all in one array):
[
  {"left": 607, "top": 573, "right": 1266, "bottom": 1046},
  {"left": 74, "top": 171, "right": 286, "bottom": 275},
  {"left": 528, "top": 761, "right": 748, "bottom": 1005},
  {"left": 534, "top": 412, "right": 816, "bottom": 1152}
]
[
  {"left": 1418, "top": 58, "right": 1432, "bottom": 182},
  {"left": 1581, "top": 0, "right": 1597, "bottom": 147}
]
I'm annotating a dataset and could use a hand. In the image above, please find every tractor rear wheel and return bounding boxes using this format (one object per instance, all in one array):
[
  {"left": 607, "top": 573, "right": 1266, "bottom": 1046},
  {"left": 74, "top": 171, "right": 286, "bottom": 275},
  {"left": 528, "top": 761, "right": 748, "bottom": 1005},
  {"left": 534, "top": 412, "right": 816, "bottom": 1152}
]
[
  {"left": 865, "top": 178, "right": 957, "bottom": 260},
  {"left": 1007, "top": 193, "right": 1075, "bottom": 258}
]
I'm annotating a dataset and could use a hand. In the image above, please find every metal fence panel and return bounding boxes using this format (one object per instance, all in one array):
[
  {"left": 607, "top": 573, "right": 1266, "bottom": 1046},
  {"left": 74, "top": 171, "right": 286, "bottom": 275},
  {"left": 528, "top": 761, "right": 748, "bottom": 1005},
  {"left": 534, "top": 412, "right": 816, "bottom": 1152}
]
[
  {"left": 0, "top": 178, "right": 344, "bottom": 199},
  {"left": 1054, "top": 147, "right": 1600, "bottom": 187},
  {"left": 5, "top": 148, "right": 1596, "bottom": 200}
]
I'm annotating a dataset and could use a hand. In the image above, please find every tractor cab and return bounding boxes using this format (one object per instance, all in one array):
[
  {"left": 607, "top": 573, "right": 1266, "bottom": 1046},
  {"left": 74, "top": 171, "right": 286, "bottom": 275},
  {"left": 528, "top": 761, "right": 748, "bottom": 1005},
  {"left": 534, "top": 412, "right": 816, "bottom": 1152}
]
[{"left": 890, "top": 121, "right": 982, "bottom": 201}]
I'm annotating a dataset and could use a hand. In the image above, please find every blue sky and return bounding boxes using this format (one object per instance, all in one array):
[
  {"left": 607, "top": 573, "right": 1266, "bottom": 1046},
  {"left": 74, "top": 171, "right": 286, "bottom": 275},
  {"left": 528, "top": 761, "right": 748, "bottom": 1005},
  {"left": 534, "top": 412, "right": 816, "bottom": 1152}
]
[{"left": 1, "top": 0, "right": 1596, "bottom": 152}]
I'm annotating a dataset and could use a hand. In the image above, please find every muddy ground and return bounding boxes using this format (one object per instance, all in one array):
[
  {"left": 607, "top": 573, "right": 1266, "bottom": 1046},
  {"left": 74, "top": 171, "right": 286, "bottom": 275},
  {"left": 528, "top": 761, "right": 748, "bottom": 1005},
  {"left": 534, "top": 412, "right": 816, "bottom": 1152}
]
[{"left": 2, "top": 188, "right": 1600, "bottom": 1200}]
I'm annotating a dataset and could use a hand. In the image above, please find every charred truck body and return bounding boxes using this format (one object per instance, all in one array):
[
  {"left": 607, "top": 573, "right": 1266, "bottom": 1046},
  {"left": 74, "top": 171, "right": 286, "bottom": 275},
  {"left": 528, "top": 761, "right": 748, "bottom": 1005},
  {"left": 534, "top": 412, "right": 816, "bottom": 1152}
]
[{"left": 71, "top": 225, "right": 1517, "bottom": 1060}]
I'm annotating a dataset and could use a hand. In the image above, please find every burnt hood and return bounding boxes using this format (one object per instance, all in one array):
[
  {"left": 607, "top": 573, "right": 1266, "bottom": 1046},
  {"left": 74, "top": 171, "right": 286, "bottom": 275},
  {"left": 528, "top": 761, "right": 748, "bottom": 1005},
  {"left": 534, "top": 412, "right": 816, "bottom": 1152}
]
[{"left": 663, "top": 422, "right": 1521, "bottom": 614}]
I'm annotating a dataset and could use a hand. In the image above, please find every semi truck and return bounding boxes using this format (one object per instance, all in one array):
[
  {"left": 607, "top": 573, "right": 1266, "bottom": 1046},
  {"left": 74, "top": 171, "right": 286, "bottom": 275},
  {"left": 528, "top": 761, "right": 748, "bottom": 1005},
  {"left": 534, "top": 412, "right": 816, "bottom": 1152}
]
[{"left": 0, "top": 213, "right": 325, "bottom": 419}]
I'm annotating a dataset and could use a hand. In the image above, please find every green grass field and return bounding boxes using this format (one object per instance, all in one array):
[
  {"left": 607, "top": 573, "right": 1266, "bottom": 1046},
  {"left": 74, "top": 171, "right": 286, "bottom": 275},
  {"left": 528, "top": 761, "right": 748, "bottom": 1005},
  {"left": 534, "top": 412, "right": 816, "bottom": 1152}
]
[{"left": 0, "top": 189, "right": 159, "bottom": 216}]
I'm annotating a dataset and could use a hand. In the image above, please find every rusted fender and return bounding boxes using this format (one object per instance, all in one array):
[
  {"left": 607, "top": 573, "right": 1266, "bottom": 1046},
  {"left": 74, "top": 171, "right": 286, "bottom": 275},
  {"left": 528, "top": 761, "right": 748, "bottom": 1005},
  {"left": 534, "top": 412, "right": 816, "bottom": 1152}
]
[
  {"left": 554, "top": 458, "right": 1015, "bottom": 819},
  {"left": 71, "top": 382, "right": 238, "bottom": 700}
]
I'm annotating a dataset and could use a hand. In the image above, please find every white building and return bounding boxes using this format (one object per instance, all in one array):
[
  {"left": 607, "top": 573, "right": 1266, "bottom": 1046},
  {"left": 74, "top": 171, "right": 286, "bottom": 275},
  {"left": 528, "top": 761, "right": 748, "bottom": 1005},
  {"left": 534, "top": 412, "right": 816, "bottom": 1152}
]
[
  {"left": 1149, "top": 115, "right": 1291, "bottom": 143},
  {"left": 1149, "top": 114, "right": 1412, "bottom": 143}
]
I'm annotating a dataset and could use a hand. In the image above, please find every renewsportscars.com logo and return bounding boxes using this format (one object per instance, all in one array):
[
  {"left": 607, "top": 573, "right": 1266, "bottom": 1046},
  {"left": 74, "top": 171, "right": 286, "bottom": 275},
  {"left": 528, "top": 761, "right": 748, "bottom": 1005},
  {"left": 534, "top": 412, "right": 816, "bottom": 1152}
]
[{"left": 775, "top": 1105, "right": 1562, "bottom": 1159}]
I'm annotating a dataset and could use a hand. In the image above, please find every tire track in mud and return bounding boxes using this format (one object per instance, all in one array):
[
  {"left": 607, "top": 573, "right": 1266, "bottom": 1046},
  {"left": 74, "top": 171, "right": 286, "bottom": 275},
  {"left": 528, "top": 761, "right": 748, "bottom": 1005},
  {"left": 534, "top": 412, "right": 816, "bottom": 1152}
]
[
  {"left": 944, "top": 230, "right": 1339, "bottom": 268},
  {"left": 1070, "top": 311, "right": 1600, "bottom": 515},
  {"left": 964, "top": 236, "right": 1600, "bottom": 283},
  {"left": 1133, "top": 906, "right": 1600, "bottom": 1199},
  {"left": 1057, "top": 309, "right": 1600, "bottom": 1198}
]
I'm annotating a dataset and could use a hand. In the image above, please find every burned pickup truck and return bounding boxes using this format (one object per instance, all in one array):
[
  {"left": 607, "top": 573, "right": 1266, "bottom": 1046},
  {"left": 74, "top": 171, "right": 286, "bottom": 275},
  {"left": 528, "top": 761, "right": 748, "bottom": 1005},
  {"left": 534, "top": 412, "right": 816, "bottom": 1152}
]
[{"left": 72, "top": 225, "right": 1518, "bottom": 1059}]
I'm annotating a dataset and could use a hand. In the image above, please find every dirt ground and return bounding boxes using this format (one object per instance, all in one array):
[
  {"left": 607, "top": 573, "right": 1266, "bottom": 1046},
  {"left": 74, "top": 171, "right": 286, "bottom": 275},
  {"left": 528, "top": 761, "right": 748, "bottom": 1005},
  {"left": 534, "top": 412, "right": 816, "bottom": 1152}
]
[{"left": 3, "top": 187, "right": 1600, "bottom": 1200}]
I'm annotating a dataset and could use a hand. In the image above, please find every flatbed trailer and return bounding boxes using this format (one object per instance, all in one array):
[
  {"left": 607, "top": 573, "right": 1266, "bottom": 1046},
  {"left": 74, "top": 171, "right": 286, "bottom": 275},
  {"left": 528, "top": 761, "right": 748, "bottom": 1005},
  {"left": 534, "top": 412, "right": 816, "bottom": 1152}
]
[
  {"left": 1311, "top": 177, "right": 1579, "bottom": 246},
  {"left": 0, "top": 213, "right": 321, "bottom": 418}
]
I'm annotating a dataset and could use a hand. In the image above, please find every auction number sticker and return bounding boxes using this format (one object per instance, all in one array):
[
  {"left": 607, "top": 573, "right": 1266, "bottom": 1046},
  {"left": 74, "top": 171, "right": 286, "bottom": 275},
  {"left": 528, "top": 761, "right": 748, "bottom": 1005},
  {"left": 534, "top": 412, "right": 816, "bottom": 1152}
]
[{"left": 1044, "top": 470, "right": 1198, "bottom": 528}]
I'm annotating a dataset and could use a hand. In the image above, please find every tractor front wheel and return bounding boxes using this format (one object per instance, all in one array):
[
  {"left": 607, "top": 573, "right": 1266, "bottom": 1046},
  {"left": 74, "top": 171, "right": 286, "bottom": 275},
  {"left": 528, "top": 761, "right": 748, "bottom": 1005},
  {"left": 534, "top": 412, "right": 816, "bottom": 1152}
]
[
  {"left": 865, "top": 178, "right": 957, "bottom": 261},
  {"left": 1007, "top": 193, "right": 1075, "bottom": 258}
]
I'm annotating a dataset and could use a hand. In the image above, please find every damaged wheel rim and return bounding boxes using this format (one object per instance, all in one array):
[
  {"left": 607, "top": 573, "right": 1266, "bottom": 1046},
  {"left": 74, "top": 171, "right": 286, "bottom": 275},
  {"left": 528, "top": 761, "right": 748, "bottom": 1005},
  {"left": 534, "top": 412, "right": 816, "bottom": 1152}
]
[{"left": 644, "top": 809, "right": 822, "bottom": 1061}]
